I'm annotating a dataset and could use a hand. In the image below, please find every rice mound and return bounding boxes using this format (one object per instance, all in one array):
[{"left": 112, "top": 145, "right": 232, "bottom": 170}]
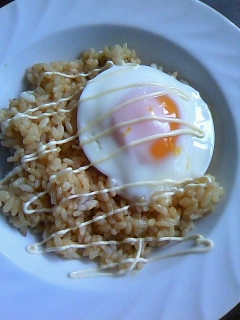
[{"left": 0, "top": 44, "right": 223, "bottom": 275}]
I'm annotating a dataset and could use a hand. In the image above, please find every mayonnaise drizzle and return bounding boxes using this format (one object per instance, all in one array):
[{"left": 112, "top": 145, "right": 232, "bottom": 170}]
[
  {"left": 26, "top": 233, "right": 213, "bottom": 278},
  {"left": 0, "top": 164, "right": 24, "bottom": 185},
  {"left": 0, "top": 60, "right": 215, "bottom": 278},
  {"left": 80, "top": 128, "right": 204, "bottom": 172},
  {"left": 36, "top": 60, "right": 114, "bottom": 87},
  {"left": 1, "top": 91, "right": 81, "bottom": 133},
  {"left": 79, "top": 89, "right": 191, "bottom": 136},
  {"left": 23, "top": 173, "right": 211, "bottom": 215},
  {"left": 1, "top": 61, "right": 114, "bottom": 134},
  {"left": 80, "top": 115, "right": 204, "bottom": 146},
  {"left": 80, "top": 82, "right": 189, "bottom": 102},
  {"left": 68, "top": 234, "right": 213, "bottom": 278}
]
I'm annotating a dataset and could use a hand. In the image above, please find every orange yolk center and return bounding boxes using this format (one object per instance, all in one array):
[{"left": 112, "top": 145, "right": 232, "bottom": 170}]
[
  {"left": 150, "top": 96, "right": 180, "bottom": 159},
  {"left": 112, "top": 92, "right": 181, "bottom": 163}
]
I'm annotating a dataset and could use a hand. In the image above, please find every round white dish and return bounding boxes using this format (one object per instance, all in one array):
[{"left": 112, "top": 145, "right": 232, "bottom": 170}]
[{"left": 0, "top": 0, "right": 240, "bottom": 319}]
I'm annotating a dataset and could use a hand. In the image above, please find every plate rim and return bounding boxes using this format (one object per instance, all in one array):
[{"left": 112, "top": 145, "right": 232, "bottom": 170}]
[{"left": 0, "top": 0, "right": 240, "bottom": 319}]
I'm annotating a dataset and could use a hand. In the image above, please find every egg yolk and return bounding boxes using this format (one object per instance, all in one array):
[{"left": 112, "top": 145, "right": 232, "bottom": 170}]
[
  {"left": 112, "top": 92, "right": 181, "bottom": 163},
  {"left": 151, "top": 95, "right": 180, "bottom": 159}
]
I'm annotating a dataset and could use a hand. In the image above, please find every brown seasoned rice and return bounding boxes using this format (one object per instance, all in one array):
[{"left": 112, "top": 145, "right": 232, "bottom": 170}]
[{"left": 0, "top": 44, "right": 223, "bottom": 276}]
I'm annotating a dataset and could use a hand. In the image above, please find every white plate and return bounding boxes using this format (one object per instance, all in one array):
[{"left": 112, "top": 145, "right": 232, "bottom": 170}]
[{"left": 0, "top": 0, "right": 240, "bottom": 319}]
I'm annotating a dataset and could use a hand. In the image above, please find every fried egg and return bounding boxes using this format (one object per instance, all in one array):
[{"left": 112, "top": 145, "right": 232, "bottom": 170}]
[{"left": 77, "top": 64, "right": 214, "bottom": 201}]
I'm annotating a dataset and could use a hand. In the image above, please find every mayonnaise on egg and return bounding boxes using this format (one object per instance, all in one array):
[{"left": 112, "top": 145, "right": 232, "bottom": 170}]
[{"left": 77, "top": 64, "right": 215, "bottom": 201}]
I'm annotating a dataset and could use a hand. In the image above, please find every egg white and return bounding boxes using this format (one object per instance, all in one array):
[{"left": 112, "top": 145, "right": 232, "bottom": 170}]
[{"left": 77, "top": 64, "right": 215, "bottom": 201}]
